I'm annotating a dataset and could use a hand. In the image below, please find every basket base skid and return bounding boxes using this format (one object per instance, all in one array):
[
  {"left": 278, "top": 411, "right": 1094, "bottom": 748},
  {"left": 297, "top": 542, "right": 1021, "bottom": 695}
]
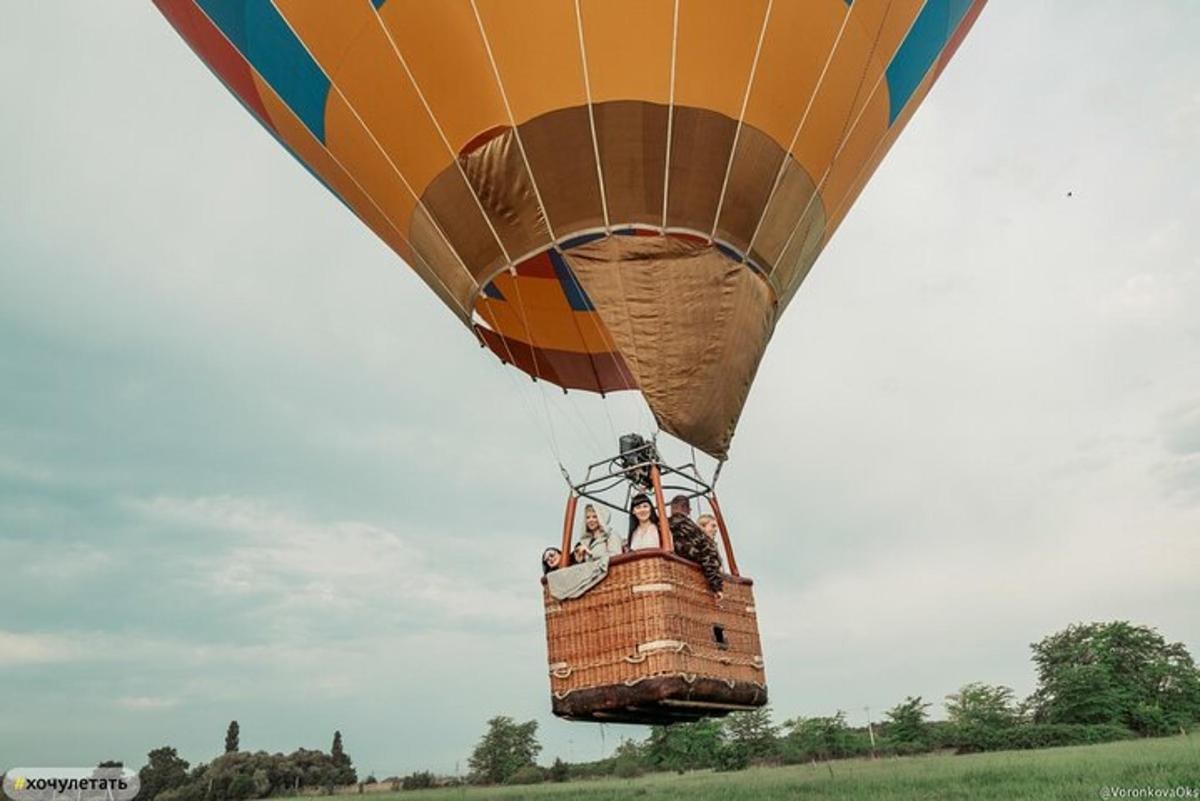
[{"left": 552, "top": 676, "right": 767, "bottom": 725}]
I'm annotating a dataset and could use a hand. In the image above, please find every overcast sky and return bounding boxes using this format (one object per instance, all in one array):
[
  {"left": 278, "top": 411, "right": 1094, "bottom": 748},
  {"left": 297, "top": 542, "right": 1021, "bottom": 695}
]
[{"left": 2, "top": 1, "right": 1198, "bottom": 778}]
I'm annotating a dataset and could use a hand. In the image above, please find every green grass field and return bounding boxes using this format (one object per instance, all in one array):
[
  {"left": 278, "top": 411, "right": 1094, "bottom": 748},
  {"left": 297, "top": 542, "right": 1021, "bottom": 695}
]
[{"left": 356, "top": 735, "right": 1200, "bottom": 801}]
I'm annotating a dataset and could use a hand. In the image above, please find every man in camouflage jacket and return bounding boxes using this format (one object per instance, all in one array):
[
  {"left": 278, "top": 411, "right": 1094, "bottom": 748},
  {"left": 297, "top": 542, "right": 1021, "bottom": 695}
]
[{"left": 667, "top": 495, "right": 724, "bottom": 597}]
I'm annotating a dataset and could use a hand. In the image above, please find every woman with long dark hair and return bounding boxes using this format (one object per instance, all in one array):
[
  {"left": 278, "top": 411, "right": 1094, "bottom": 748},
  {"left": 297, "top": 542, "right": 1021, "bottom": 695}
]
[{"left": 626, "top": 493, "right": 661, "bottom": 551}]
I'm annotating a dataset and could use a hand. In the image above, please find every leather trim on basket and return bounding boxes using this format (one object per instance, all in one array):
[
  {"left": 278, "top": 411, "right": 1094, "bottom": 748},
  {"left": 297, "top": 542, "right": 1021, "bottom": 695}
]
[{"left": 632, "top": 582, "right": 674, "bottom": 594}]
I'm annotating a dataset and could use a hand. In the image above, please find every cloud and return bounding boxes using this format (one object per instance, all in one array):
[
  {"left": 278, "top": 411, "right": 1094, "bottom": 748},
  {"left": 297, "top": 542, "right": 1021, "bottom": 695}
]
[
  {"left": 1161, "top": 400, "right": 1200, "bottom": 457},
  {"left": 0, "top": 456, "right": 54, "bottom": 484},
  {"left": 114, "top": 696, "right": 179, "bottom": 711},
  {"left": 1156, "top": 400, "right": 1200, "bottom": 504},
  {"left": 0, "top": 631, "right": 80, "bottom": 666},
  {"left": 129, "top": 495, "right": 530, "bottom": 630},
  {"left": 18, "top": 544, "right": 114, "bottom": 580}
]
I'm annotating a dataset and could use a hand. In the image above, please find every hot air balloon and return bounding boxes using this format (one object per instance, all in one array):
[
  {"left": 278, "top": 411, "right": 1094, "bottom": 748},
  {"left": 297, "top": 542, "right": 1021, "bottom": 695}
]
[{"left": 155, "top": 0, "right": 986, "bottom": 723}]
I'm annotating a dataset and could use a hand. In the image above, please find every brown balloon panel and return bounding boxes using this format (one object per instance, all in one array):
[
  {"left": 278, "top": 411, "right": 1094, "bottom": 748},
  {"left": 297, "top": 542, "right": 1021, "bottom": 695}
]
[
  {"left": 417, "top": 101, "right": 821, "bottom": 293},
  {"left": 437, "top": 102, "right": 789, "bottom": 458},
  {"left": 472, "top": 230, "right": 775, "bottom": 459}
]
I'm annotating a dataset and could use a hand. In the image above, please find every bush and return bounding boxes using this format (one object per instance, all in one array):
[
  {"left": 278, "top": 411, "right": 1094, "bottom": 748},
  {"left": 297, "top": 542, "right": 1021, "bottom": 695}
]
[
  {"left": 925, "top": 721, "right": 962, "bottom": 751},
  {"left": 564, "top": 759, "right": 618, "bottom": 780},
  {"left": 781, "top": 713, "right": 872, "bottom": 762},
  {"left": 154, "top": 785, "right": 204, "bottom": 801},
  {"left": 955, "top": 723, "right": 1135, "bottom": 753},
  {"left": 713, "top": 742, "right": 751, "bottom": 772},
  {"left": 503, "top": 765, "right": 544, "bottom": 785},
  {"left": 400, "top": 771, "right": 434, "bottom": 791},
  {"left": 878, "top": 741, "right": 928, "bottom": 757},
  {"left": 227, "top": 774, "right": 256, "bottom": 800},
  {"left": 612, "top": 758, "right": 644, "bottom": 779},
  {"left": 1129, "top": 704, "right": 1174, "bottom": 737}
]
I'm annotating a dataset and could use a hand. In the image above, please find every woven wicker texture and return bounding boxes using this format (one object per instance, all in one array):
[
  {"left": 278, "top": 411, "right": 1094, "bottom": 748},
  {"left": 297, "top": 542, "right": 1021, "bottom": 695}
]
[{"left": 543, "top": 551, "right": 765, "bottom": 698}]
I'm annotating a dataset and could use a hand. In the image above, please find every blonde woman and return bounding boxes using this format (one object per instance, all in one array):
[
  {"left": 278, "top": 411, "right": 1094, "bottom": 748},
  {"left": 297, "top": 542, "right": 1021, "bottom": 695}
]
[
  {"left": 697, "top": 513, "right": 723, "bottom": 569},
  {"left": 574, "top": 503, "right": 623, "bottom": 561}
]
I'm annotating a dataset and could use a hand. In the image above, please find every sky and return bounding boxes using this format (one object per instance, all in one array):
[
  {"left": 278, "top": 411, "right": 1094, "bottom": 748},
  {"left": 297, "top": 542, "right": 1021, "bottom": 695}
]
[{"left": 2, "top": 0, "right": 1199, "bottom": 778}]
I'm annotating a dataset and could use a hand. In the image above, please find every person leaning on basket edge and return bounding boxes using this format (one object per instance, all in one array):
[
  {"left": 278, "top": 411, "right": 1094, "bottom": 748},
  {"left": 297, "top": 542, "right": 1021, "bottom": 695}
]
[
  {"left": 696, "top": 513, "right": 723, "bottom": 569},
  {"left": 667, "top": 494, "right": 724, "bottom": 600}
]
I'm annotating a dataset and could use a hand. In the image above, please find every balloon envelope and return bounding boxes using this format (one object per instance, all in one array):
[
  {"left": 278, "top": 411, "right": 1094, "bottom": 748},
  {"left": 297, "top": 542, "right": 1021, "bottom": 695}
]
[{"left": 156, "top": 0, "right": 986, "bottom": 457}]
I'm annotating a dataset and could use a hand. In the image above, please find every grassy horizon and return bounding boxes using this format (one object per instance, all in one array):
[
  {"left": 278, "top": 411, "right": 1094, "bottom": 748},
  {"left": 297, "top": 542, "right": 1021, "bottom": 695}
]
[{"left": 335, "top": 735, "right": 1200, "bottom": 801}]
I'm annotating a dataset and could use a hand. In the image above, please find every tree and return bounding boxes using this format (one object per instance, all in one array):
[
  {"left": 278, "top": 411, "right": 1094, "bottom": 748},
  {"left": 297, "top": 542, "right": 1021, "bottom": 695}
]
[
  {"left": 547, "top": 758, "right": 569, "bottom": 783},
  {"left": 91, "top": 762, "right": 125, "bottom": 786},
  {"left": 144, "top": 747, "right": 372, "bottom": 801},
  {"left": 467, "top": 716, "right": 542, "bottom": 785},
  {"left": 400, "top": 771, "right": 434, "bottom": 790},
  {"left": 611, "top": 738, "right": 645, "bottom": 777},
  {"left": 722, "top": 706, "right": 778, "bottom": 760},
  {"left": 645, "top": 720, "right": 723, "bottom": 772},
  {"left": 329, "top": 731, "right": 357, "bottom": 785},
  {"left": 1029, "top": 621, "right": 1200, "bottom": 734},
  {"left": 945, "top": 683, "right": 1020, "bottom": 730},
  {"left": 781, "top": 712, "right": 863, "bottom": 761},
  {"left": 138, "top": 747, "right": 190, "bottom": 801},
  {"left": 225, "top": 721, "right": 240, "bottom": 754},
  {"left": 613, "top": 738, "right": 644, "bottom": 762},
  {"left": 884, "top": 696, "right": 931, "bottom": 746}
]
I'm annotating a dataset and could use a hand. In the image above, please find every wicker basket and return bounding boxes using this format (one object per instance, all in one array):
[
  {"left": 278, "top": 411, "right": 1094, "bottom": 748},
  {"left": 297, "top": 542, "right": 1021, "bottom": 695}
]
[{"left": 543, "top": 549, "right": 767, "bottom": 724}]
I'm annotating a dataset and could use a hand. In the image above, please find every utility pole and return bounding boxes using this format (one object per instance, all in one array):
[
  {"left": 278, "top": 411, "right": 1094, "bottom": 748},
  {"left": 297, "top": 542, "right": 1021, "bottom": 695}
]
[{"left": 864, "top": 706, "right": 877, "bottom": 758}]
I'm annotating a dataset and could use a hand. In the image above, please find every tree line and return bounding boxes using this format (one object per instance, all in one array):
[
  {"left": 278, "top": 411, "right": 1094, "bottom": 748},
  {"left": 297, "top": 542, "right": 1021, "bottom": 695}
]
[
  {"left": 96, "top": 620, "right": 1199, "bottom": 796},
  {"left": 131, "top": 726, "right": 359, "bottom": 801},
  {"left": 447, "top": 620, "right": 1200, "bottom": 785}
]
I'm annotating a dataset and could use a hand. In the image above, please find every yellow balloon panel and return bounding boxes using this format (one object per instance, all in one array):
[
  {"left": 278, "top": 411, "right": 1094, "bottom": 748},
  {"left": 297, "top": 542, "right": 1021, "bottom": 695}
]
[
  {"left": 472, "top": 0, "right": 588, "bottom": 123},
  {"left": 787, "top": 0, "right": 921, "bottom": 198},
  {"left": 741, "top": 0, "right": 846, "bottom": 153},
  {"left": 377, "top": 0, "right": 509, "bottom": 154},
  {"left": 296, "top": 9, "right": 450, "bottom": 204},
  {"left": 673, "top": 0, "right": 768, "bottom": 119},
  {"left": 578, "top": 0, "right": 674, "bottom": 104}
]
